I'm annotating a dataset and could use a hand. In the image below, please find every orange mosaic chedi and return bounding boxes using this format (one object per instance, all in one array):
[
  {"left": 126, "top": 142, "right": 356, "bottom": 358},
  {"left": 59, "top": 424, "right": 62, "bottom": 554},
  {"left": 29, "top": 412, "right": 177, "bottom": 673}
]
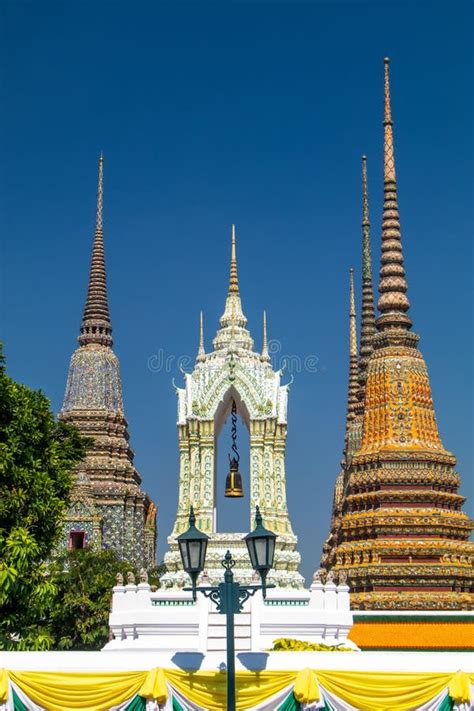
[{"left": 322, "top": 59, "right": 473, "bottom": 610}]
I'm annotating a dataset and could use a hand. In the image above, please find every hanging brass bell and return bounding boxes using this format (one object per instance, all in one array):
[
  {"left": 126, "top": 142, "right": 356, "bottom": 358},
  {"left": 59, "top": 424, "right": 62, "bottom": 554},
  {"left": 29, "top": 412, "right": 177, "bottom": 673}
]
[{"left": 225, "top": 456, "right": 244, "bottom": 498}]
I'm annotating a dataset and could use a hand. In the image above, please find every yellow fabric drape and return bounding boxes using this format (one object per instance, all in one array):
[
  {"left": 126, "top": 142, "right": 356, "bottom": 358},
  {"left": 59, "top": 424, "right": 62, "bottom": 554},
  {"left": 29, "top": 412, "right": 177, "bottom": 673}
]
[
  {"left": 0, "top": 669, "right": 8, "bottom": 704},
  {"left": 166, "top": 669, "right": 296, "bottom": 711},
  {"left": 139, "top": 668, "right": 168, "bottom": 704},
  {"left": 293, "top": 668, "right": 320, "bottom": 704},
  {"left": 8, "top": 670, "right": 146, "bottom": 711},
  {"left": 448, "top": 671, "right": 472, "bottom": 705},
  {"left": 5, "top": 667, "right": 474, "bottom": 711},
  {"left": 316, "top": 671, "right": 456, "bottom": 711}
]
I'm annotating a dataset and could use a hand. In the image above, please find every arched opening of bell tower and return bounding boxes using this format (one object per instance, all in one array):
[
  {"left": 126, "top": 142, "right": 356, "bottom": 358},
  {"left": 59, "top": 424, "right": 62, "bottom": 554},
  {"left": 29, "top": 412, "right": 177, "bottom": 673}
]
[{"left": 214, "top": 387, "right": 250, "bottom": 533}]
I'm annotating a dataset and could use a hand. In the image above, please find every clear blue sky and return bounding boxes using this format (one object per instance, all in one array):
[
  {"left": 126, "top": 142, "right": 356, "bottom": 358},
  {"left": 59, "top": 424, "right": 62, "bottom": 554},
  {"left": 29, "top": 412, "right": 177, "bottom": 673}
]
[{"left": 1, "top": 1, "right": 472, "bottom": 582}]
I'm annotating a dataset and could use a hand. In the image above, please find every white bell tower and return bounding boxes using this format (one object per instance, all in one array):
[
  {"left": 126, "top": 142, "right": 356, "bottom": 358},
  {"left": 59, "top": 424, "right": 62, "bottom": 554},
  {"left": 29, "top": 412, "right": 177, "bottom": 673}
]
[{"left": 162, "top": 226, "right": 304, "bottom": 589}]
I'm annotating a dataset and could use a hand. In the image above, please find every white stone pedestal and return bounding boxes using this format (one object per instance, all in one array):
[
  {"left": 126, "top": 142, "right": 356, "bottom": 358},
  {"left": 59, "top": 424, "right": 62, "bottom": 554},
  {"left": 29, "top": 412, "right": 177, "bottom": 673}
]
[{"left": 104, "top": 579, "right": 357, "bottom": 651}]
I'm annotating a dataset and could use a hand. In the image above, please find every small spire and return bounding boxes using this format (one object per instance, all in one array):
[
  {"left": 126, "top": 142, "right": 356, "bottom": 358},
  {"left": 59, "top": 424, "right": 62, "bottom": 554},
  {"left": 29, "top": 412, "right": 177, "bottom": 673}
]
[
  {"left": 228, "top": 224, "right": 239, "bottom": 294},
  {"left": 377, "top": 57, "right": 412, "bottom": 332},
  {"left": 78, "top": 154, "right": 113, "bottom": 347},
  {"left": 197, "top": 311, "right": 206, "bottom": 362},
  {"left": 346, "top": 268, "right": 359, "bottom": 431},
  {"left": 357, "top": 156, "right": 376, "bottom": 403},
  {"left": 261, "top": 310, "right": 270, "bottom": 362}
]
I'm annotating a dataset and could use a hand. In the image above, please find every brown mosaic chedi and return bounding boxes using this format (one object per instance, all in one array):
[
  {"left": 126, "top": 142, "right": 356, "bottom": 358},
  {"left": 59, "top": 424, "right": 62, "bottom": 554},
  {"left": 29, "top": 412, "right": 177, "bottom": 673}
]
[
  {"left": 322, "top": 59, "right": 473, "bottom": 610},
  {"left": 60, "top": 155, "right": 157, "bottom": 566}
]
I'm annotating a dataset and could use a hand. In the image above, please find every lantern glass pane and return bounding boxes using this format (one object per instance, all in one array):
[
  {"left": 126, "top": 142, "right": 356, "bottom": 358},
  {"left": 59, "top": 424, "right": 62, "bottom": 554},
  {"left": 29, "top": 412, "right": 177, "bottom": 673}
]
[
  {"left": 246, "top": 539, "right": 258, "bottom": 569},
  {"left": 267, "top": 536, "right": 276, "bottom": 567},
  {"left": 188, "top": 540, "right": 202, "bottom": 570},
  {"left": 179, "top": 540, "right": 190, "bottom": 572},
  {"left": 254, "top": 538, "right": 268, "bottom": 568},
  {"left": 199, "top": 540, "right": 208, "bottom": 569}
]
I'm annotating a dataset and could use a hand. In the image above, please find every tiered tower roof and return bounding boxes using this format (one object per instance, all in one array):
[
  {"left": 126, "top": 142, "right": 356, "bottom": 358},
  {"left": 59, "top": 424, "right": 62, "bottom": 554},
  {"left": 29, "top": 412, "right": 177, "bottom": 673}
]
[
  {"left": 60, "top": 155, "right": 156, "bottom": 566},
  {"left": 324, "top": 59, "right": 473, "bottom": 610}
]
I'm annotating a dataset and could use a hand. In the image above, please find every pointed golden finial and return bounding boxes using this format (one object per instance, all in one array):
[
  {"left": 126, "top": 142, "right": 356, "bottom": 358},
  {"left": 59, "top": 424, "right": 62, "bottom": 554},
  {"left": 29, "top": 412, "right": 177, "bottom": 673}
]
[
  {"left": 228, "top": 224, "right": 239, "bottom": 294},
  {"left": 377, "top": 57, "right": 412, "bottom": 332},
  {"left": 197, "top": 311, "right": 206, "bottom": 362},
  {"left": 261, "top": 310, "right": 270, "bottom": 362},
  {"left": 213, "top": 223, "right": 253, "bottom": 352}
]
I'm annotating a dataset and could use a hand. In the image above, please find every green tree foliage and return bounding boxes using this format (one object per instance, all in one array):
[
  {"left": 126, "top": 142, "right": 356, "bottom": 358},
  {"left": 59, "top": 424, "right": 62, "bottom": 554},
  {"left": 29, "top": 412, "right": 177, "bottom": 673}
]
[
  {"left": 0, "top": 345, "right": 164, "bottom": 651},
  {"left": 48, "top": 549, "right": 165, "bottom": 650},
  {"left": 0, "top": 344, "right": 87, "bottom": 649}
]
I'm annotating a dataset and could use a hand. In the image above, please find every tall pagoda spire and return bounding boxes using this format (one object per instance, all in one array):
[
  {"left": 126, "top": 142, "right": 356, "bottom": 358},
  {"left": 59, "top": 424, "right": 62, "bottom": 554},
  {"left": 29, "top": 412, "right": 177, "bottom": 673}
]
[
  {"left": 357, "top": 155, "right": 376, "bottom": 403},
  {"left": 346, "top": 268, "right": 359, "bottom": 432},
  {"left": 261, "top": 310, "right": 270, "bottom": 362},
  {"left": 78, "top": 153, "right": 113, "bottom": 348},
  {"left": 322, "top": 58, "right": 473, "bottom": 611},
  {"left": 377, "top": 57, "right": 412, "bottom": 333},
  {"left": 212, "top": 225, "right": 253, "bottom": 352},
  {"left": 60, "top": 155, "right": 157, "bottom": 567},
  {"left": 196, "top": 311, "right": 206, "bottom": 362},
  {"left": 320, "top": 269, "right": 359, "bottom": 570}
]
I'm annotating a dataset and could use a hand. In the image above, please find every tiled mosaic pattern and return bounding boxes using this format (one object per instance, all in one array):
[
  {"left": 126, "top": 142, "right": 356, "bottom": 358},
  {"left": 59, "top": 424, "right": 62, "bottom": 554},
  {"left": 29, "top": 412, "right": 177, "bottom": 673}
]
[
  {"left": 60, "top": 349, "right": 156, "bottom": 567},
  {"left": 62, "top": 346, "right": 123, "bottom": 413}
]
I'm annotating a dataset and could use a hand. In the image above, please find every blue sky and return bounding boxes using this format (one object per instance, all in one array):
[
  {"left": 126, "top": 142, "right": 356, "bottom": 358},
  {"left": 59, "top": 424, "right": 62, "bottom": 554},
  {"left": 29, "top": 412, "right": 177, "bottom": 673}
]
[{"left": 1, "top": 1, "right": 472, "bottom": 582}]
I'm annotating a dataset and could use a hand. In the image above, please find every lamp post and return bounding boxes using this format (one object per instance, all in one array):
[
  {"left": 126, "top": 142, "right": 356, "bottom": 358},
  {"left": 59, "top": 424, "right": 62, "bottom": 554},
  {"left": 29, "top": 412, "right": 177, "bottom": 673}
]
[{"left": 177, "top": 506, "right": 276, "bottom": 711}]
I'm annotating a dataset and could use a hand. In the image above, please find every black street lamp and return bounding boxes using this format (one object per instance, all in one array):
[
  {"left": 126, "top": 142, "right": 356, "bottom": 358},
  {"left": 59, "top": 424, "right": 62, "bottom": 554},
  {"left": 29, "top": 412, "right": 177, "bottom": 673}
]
[
  {"left": 176, "top": 506, "right": 209, "bottom": 600},
  {"left": 178, "top": 505, "right": 276, "bottom": 711},
  {"left": 244, "top": 506, "right": 276, "bottom": 597}
]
